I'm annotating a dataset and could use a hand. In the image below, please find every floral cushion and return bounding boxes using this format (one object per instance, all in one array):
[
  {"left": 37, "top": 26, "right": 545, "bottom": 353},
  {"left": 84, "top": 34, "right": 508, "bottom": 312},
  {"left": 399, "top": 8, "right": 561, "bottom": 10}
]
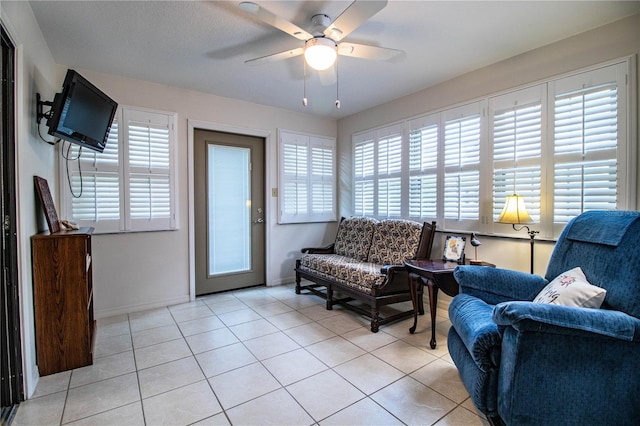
[
  {"left": 367, "top": 219, "right": 423, "bottom": 265},
  {"left": 298, "top": 254, "right": 337, "bottom": 282},
  {"left": 298, "top": 253, "right": 386, "bottom": 295},
  {"left": 533, "top": 267, "right": 606, "bottom": 308},
  {"left": 333, "top": 217, "right": 379, "bottom": 261}
]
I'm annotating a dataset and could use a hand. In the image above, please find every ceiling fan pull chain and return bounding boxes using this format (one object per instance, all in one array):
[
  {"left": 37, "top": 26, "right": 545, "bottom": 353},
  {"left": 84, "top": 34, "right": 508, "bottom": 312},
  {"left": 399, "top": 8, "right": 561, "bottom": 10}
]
[
  {"left": 302, "top": 56, "right": 308, "bottom": 107},
  {"left": 335, "top": 55, "right": 341, "bottom": 109}
]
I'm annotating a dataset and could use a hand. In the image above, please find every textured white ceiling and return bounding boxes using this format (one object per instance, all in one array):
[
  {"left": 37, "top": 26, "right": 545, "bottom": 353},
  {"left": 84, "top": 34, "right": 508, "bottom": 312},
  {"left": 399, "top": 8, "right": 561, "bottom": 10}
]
[{"left": 29, "top": 1, "right": 640, "bottom": 119}]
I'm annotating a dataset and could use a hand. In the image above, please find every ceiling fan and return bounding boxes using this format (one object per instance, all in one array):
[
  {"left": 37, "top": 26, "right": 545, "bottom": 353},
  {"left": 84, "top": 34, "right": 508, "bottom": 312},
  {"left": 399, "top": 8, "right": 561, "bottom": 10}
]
[{"left": 238, "top": 0, "right": 403, "bottom": 72}]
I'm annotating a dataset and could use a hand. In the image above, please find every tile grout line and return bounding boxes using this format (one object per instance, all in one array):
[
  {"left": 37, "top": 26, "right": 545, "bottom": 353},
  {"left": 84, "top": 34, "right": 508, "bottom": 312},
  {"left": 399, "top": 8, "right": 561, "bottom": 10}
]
[
  {"left": 25, "top": 284, "right": 483, "bottom": 426},
  {"left": 172, "top": 296, "right": 233, "bottom": 426}
]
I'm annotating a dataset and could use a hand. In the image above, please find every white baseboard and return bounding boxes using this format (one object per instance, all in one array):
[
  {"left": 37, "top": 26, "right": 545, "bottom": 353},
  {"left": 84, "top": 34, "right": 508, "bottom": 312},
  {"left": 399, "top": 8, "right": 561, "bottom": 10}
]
[
  {"left": 94, "top": 295, "right": 190, "bottom": 319},
  {"left": 267, "top": 276, "right": 296, "bottom": 287},
  {"left": 25, "top": 364, "right": 40, "bottom": 399}
]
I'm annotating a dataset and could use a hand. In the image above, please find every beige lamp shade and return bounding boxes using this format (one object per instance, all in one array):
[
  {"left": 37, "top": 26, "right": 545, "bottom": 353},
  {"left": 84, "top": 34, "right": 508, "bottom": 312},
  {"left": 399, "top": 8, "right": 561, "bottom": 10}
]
[{"left": 497, "top": 194, "right": 532, "bottom": 224}]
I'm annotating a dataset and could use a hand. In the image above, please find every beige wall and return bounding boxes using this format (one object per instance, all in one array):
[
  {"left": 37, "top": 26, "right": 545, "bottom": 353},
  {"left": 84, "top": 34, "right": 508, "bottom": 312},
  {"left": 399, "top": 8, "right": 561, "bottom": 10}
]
[
  {"left": 4, "top": 1, "right": 337, "bottom": 397},
  {"left": 337, "top": 14, "right": 640, "bottom": 274},
  {"left": 60, "top": 68, "right": 337, "bottom": 319}
]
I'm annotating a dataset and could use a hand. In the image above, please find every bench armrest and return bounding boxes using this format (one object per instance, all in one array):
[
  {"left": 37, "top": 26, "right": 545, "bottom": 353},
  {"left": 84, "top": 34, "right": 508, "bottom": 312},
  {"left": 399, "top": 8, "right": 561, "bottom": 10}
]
[
  {"left": 301, "top": 243, "right": 335, "bottom": 254},
  {"left": 380, "top": 264, "right": 405, "bottom": 275}
]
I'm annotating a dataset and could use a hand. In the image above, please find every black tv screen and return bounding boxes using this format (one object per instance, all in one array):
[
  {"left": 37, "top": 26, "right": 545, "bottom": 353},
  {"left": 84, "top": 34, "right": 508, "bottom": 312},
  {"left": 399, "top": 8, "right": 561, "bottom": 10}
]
[{"left": 46, "top": 70, "right": 118, "bottom": 153}]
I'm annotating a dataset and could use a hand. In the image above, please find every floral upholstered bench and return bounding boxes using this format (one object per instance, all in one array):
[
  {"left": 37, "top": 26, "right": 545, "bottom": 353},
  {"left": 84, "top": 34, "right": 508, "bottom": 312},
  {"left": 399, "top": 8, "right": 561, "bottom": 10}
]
[{"left": 295, "top": 217, "right": 436, "bottom": 332}]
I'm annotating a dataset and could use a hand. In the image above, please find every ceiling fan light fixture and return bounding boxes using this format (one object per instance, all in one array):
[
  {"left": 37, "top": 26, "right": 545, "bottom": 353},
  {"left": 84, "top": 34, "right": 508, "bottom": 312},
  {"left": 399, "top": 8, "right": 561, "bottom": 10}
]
[
  {"left": 238, "top": 2, "right": 259, "bottom": 14},
  {"left": 304, "top": 38, "right": 337, "bottom": 71}
]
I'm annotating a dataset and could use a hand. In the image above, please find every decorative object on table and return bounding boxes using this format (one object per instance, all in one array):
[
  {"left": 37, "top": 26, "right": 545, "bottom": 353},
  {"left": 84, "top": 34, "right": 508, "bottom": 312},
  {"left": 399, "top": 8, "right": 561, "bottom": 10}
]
[
  {"left": 469, "top": 232, "right": 483, "bottom": 265},
  {"left": 497, "top": 194, "right": 538, "bottom": 273},
  {"left": 443, "top": 235, "right": 466, "bottom": 263},
  {"left": 34, "top": 176, "right": 60, "bottom": 233}
]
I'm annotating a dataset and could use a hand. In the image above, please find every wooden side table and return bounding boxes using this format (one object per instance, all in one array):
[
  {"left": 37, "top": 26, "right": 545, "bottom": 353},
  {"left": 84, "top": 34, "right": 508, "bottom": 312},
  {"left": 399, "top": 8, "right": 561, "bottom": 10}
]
[{"left": 405, "top": 259, "right": 495, "bottom": 349}]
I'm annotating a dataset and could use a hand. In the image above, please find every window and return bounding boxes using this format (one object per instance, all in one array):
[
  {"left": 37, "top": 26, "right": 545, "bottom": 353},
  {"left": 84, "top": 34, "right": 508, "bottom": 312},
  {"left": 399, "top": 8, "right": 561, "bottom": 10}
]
[
  {"left": 60, "top": 106, "right": 177, "bottom": 233},
  {"left": 352, "top": 59, "right": 633, "bottom": 238},
  {"left": 278, "top": 130, "right": 336, "bottom": 223},
  {"left": 551, "top": 67, "right": 624, "bottom": 234},
  {"left": 353, "top": 124, "right": 403, "bottom": 218},
  {"left": 490, "top": 85, "right": 544, "bottom": 235},
  {"left": 377, "top": 128, "right": 403, "bottom": 217},
  {"left": 354, "top": 134, "right": 375, "bottom": 216},
  {"left": 442, "top": 103, "right": 482, "bottom": 231},
  {"left": 408, "top": 115, "right": 438, "bottom": 219}
]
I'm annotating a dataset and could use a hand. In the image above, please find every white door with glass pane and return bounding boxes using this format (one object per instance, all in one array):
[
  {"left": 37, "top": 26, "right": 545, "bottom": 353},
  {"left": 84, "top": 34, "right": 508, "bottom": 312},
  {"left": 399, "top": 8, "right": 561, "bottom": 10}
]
[{"left": 194, "top": 130, "right": 265, "bottom": 295}]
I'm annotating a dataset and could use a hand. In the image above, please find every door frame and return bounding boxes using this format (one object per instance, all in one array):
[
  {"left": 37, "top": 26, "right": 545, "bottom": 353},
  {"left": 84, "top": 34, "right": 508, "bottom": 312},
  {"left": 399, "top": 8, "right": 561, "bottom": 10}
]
[
  {"left": 187, "top": 120, "right": 272, "bottom": 301},
  {"left": 1, "top": 23, "right": 23, "bottom": 413}
]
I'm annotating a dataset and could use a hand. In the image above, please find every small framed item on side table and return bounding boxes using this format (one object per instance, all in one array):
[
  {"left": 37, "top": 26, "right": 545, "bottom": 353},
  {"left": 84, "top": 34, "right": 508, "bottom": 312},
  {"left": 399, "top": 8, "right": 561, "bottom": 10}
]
[
  {"left": 443, "top": 235, "right": 466, "bottom": 263},
  {"left": 34, "top": 176, "right": 60, "bottom": 234}
]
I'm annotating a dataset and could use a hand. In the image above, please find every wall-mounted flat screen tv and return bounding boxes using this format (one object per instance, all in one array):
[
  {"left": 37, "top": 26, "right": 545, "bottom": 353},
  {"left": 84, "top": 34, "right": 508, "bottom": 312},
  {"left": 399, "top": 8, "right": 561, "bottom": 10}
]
[{"left": 46, "top": 69, "right": 118, "bottom": 153}]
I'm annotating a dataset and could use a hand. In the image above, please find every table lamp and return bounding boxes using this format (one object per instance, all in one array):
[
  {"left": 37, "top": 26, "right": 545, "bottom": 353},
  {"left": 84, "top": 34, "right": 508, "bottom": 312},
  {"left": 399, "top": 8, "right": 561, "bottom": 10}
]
[{"left": 497, "top": 194, "right": 539, "bottom": 274}]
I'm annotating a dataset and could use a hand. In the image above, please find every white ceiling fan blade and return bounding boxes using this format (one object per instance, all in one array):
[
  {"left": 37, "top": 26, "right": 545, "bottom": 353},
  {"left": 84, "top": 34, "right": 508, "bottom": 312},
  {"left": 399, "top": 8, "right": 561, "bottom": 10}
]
[
  {"left": 338, "top": 42, "right": 403, "bottom": 61},
  {"left": 244, "top": 47, "right": 304, "bottom": 66},
  {"left": 323, "top": 0, "right": 388, "bottom": 42},
  {"left": 239, "top": 2, "right": 312, "bottom": 41}
]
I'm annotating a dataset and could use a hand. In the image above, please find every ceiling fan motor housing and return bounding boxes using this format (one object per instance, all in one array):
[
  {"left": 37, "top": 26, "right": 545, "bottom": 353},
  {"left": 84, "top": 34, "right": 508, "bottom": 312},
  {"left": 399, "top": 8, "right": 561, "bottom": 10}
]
[{"left": 310, "top": 14, "right": 332, "bottom": 36}]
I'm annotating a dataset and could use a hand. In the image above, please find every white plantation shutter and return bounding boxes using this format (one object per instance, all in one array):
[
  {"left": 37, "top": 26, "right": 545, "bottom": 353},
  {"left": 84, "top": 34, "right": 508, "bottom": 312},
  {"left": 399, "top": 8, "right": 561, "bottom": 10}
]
[
  {"left": 353, "top": 124, "right": 404, "bottom": 218},
  {"left": 554, "top": 159, "right": 617, "bottom": 222},
  {"left": 492, "top": 103, "right": 542, "bottom": 162},
  {"left": 348, "top": 59, "right": 632, "bottom": 237},
  {"left": 444, "top": 171, "right": 479, "bottom": 219},
  {"left": 551, "top": 63, "right": 627, "bottom": 232},
  {"left": 310, "top": 141, "right": 335, "bottom": 218},
  {"left": 553, "top": 85, "right": 618, "bottom": 222},
  {"left": 65, "top": 120, "right": 122, "bottom": 232},
  {"left": 354, "top": 137, "right": 375, "bottom": 216},
  {"left": 490, "top": 86, "right": 544, "bottom": 228},
  {"left": 378, "top": 178, "right": 402, "bottom": 217},
  {"left": 60, "top": 107, "right": 176, "bottom": 233},
  {"left": 282, "top": 142, "right": 308, "bottom": 217},
  {"left": 377, "top": 130, "right": 402, "bottom": 218},
  {"left": 408, "top": 114, "right": 438, "bottom": 220},
  {"left": 124, "top": 110, "right": 175, "bottom": 231},
  {"left": 70, "top": 174, "right": 120, "bottom": 220},
  {"left": 278, "top": 130, "right": 336, "bottom": 223},
  {"left": 443, "top": 103, "right": 481, "bottom": 230}
]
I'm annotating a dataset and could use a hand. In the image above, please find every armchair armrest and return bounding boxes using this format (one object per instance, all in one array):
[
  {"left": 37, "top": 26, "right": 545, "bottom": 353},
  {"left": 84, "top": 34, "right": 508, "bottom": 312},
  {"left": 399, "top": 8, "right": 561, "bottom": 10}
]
[
  {"left": 300, "top": 243, "right": 335, "bottom": 254},
  {"left": 493, "top": 301, "right": 640, "bottom": 342},
  {"left": 454, "top": 266, "right": 548, "bottom": 305}
]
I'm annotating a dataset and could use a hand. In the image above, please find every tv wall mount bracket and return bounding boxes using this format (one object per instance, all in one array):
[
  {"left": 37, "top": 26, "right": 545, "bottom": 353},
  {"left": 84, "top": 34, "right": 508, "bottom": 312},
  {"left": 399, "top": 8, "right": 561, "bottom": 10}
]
[{"left": 36, "top": 93, "right": 55, "bottom": 124}]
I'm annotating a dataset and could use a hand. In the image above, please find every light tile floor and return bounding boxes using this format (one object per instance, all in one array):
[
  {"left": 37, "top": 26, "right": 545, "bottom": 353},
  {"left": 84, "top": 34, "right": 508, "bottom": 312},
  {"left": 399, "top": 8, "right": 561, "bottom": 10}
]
[{"left": 13, "top": 283, "right": 489, "bottom": 426}]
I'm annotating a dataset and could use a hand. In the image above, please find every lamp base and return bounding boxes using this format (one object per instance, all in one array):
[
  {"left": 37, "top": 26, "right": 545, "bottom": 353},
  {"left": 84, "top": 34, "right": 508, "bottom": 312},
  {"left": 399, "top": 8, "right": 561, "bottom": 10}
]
[{"left": 469, "top": 259, "right": 484, "bottom": 265}]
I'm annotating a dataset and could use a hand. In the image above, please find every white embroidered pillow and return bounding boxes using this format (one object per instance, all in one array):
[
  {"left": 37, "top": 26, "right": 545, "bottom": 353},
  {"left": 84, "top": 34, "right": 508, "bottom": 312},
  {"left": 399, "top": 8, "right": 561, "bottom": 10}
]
[{"left": 533, "top": 267, "right": 606, "bottom": 308}]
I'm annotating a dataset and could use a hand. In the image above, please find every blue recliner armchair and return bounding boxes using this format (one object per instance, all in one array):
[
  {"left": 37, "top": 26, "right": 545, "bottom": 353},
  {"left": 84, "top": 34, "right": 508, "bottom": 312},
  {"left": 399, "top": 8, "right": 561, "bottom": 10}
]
[{"left": 448, "top": 211, "right": 640, "bottom": 425}]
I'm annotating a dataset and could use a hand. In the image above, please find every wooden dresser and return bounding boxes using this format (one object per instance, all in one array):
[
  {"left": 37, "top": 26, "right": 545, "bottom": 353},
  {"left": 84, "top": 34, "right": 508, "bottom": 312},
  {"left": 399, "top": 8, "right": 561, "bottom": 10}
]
[{"left": 31, "top": 227, "right": 95, "bottom": 376}]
